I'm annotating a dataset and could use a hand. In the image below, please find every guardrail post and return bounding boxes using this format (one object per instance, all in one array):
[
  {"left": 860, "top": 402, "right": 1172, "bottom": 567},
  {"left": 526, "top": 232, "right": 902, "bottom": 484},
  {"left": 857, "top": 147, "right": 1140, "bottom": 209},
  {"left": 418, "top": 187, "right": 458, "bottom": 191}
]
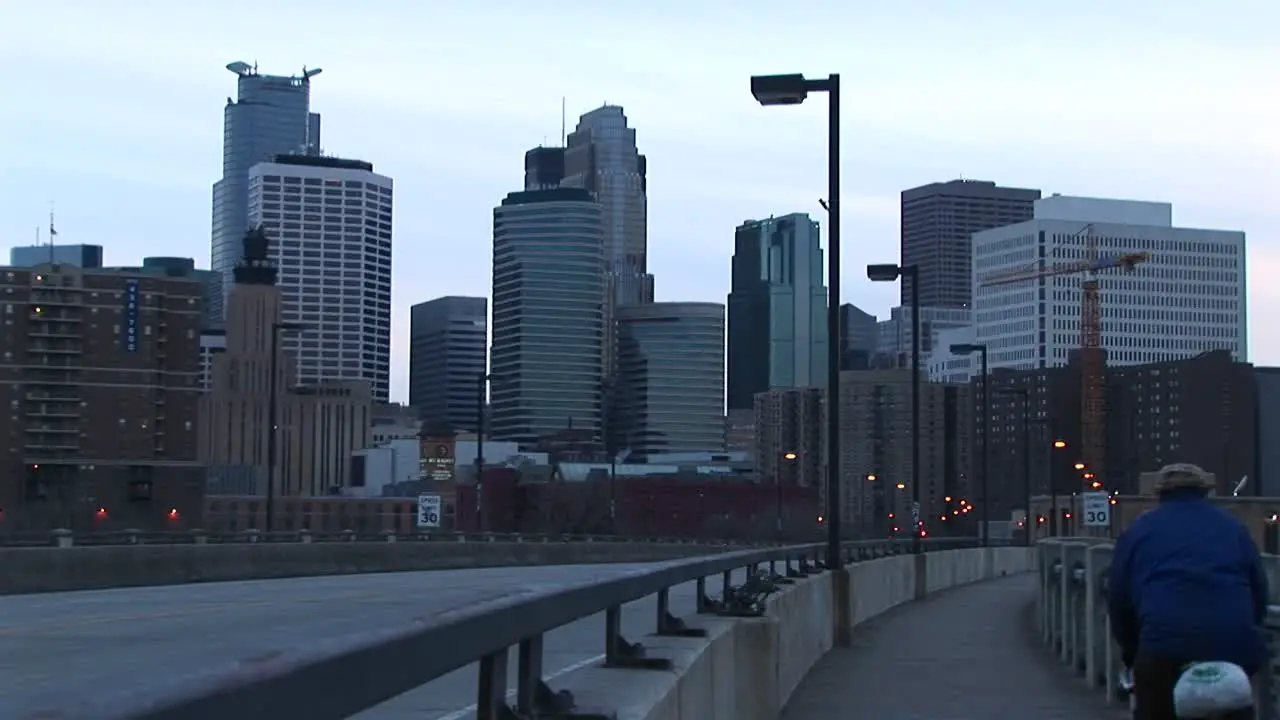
[
  {"left": 476, "top": 648, "right": 509, "bottom": 720},
  {"left": 380, "top": 529, "right": 397, "bottom": 543},
  {"left": 341, "top": 529, "right": 356, "bottom": 543},
  {"left": 190, "top": 529, "right": 208, "bottom": 545},
  {"left": 1083, "top": 543, "right": 1110, "bottom": 689},
  {"left": 123, "top": 528, "right": 143, "bottom": 545},
  {"left": 656, "top": 587, "right": 705, "bottom": 637},
  {"left": 604, "top": 604, "right": 671, "bottom": 670},
  {"left": 241, "top": 529, "right": 261, "bottom": 544},
  {"left": 51, "top": 528, "right": 72, "bottom": 548},
  {"left": 298, "top": 529, "right": 312, "bottom": 544},
  {"left": 1057, "top": 542, "right": 1070, "bottom": 661},
  {"left": 695, "top": 576, "right": 711, "bottom": 613}
]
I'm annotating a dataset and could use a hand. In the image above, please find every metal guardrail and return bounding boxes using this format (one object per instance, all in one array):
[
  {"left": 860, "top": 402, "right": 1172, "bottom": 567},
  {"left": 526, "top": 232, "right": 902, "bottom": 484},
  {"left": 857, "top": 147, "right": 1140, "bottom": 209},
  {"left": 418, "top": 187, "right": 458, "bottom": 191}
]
[
  {"left": 0, "top": 528, "right": 787, "bottom": 548},
  {"left": 82, "top": 536, "right": 979, "bottom": 720},
  {"left": 1038, "top": 538, "right": 1280, "bottom": 719}
]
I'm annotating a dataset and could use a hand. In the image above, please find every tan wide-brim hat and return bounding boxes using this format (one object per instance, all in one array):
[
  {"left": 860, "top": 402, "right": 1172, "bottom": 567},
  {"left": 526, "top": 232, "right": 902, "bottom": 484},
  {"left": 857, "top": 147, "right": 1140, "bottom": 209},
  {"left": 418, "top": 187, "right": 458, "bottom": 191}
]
[{"left": 1153, "top": 463, "right": 1215, "bottom": 494}]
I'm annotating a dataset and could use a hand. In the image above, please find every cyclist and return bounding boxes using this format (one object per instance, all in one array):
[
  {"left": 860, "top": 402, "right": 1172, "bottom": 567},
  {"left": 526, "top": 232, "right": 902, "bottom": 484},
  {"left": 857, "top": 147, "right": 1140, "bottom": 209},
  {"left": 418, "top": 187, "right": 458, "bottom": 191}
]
[{"left": 1107, "top": 463, "right": 1268, "bottom": 719}]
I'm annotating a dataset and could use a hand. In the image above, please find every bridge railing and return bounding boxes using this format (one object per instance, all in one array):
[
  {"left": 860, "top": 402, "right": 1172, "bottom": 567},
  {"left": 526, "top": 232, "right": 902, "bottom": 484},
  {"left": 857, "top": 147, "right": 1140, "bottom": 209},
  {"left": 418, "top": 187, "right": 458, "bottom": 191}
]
[
  {"left": 0, "top": 528, "right": 789, "bottom": 548},
  {"left": 90, "top": 536, "right": 979, "bottom": 720},
  {"left": 1038, "top": 538, "right": 1280, "bottom": 719}
]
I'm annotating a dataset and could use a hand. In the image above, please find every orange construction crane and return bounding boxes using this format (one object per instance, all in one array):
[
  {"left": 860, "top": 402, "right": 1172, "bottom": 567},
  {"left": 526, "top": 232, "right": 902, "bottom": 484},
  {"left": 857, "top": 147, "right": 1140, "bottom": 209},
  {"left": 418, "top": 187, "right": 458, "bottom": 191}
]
[{"left": 980, "top": 225, "right": 1151, "bottom": 490}]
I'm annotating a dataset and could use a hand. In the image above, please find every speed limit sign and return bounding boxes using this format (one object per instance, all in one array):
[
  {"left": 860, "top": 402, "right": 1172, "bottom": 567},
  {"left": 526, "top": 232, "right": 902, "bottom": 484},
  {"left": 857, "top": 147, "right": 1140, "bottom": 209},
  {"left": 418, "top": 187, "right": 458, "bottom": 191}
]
[
  {"left": 1082, "top": 492, "right": 1110, "bottom": 527},
  {"left": 417, "top": 494, "right": 442, "bottom": 528}
]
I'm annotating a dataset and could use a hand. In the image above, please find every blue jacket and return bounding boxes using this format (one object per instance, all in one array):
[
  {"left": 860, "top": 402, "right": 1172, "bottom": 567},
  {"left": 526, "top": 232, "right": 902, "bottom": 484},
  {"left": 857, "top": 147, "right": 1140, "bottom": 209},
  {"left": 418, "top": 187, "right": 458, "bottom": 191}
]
[{"left": 1107, "top": 489, "right": 1270, "bottom": 674}]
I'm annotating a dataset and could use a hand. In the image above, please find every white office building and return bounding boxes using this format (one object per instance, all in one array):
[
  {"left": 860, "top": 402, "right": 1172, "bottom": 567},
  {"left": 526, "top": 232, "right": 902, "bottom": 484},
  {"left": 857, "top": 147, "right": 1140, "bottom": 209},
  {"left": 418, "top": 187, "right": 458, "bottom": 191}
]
[
  {"left": 876, "top": 306, "right": 971, "bottom": 366},
  {"left": 970, "top": 195, "right": 1246, "bottom": 374},
  {"left": 248, "top": 155, "right": 394, "bottom": 401}
]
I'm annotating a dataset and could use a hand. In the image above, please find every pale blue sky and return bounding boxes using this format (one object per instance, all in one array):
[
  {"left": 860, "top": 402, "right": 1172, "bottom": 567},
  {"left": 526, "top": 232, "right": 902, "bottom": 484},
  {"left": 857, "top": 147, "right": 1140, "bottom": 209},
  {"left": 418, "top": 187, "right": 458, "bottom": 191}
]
[{"left": 1, "top": 0, "right": 1276, "bottom": 402}]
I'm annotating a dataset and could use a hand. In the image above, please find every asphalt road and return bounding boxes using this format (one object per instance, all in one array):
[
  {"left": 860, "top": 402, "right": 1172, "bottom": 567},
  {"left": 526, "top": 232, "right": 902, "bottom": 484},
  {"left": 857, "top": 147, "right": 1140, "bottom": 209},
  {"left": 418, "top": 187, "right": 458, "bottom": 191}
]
[{"left": 0, "top": 563, "right": 751, "bottom": 719}]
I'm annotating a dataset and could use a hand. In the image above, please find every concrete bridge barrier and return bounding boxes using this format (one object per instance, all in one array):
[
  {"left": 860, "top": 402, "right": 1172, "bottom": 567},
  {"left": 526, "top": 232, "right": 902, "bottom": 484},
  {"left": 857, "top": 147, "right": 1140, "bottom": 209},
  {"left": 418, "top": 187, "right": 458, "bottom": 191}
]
[
  {"left": 561, "top": 545, "right": 1037, "bottom": 720},
  {"left": 0, "top": 535, "right": 745, "bottom": 595}
]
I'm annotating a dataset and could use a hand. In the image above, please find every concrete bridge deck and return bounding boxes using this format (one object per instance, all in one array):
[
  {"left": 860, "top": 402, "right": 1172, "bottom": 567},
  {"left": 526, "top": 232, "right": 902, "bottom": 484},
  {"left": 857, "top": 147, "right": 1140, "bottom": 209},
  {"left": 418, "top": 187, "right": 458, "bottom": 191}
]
[{"left": 782, "top": 573, "right": 1125, "bottom": 720}]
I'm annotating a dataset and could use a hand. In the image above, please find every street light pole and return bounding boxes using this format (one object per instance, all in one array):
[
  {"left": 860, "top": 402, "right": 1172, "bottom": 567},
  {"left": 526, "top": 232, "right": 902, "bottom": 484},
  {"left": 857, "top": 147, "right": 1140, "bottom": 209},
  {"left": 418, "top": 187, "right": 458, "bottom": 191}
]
[
  {"left": 474, "top": 372, "right": 488, "bottom": 532},
  {"left": 777, "top": 452, "right": 797, "bottom": 542},
  {"left": 266, "top": 325, "right": 280, "bottom": 534},
  {"left": 979, "top": 348, "right": 989, "bottom": 546},
  {"left": 1020, "top": 391, "right": 1031, "bottom": 546},
  {"left": 908, "top": 268, "right": 921, "bottom": 553},
  {"left": 948, "top": 342, "right": 989, "bottom": 545},
  {"left": 866, "top": 263, "right": 920, "bottom": 551},
  {"left": 750, "top": 72, "right": 841, "bottom": 570},
  {"left": 265, "top": 321, "right": 305, "bottom": 534}
]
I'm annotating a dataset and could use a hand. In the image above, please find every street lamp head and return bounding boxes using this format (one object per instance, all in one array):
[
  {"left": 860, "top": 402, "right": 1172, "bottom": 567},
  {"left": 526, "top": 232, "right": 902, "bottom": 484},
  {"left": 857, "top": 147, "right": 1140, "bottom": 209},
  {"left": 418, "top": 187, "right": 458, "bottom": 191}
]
[
  {"left": 750, "top": 73, "right": 810, "bottom": 106},
  {"left": 1053, "top": 440, "right": 1067, "bottom": 449},
  {"left": 866, "top": 263, "right": 902, "bottom": 282},
  {"left": 949, "top": 342, "right": 981, "bottom": 355},
  {"left": 783, "top": 452, "right": 798, "bottom": 460}
]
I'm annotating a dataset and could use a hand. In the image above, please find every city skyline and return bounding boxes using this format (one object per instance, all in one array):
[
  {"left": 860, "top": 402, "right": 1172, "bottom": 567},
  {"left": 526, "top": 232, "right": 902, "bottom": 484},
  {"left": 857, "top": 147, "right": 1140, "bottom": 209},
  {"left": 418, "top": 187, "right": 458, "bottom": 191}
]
[{"left": 2, "top": 2, "right": 1275, "bottom": 403}]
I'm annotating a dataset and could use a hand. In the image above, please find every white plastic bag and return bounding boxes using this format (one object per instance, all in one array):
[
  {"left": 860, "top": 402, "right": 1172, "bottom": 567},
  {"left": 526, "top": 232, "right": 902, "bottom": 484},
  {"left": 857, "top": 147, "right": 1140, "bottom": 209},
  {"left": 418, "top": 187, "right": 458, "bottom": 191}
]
[{"left": 1173, "top": 661, "right": 1253, "bottom": 717}]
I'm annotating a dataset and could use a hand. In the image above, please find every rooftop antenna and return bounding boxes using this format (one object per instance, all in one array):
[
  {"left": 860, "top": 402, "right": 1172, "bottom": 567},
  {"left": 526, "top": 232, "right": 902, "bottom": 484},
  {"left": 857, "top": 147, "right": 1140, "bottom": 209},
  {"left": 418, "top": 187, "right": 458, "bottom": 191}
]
[
  {"left": 48, "top": 202, "right": 57, "bottom": 264},
  {"left": 560, "top": 97, "right": 566, "bottom": 146}
]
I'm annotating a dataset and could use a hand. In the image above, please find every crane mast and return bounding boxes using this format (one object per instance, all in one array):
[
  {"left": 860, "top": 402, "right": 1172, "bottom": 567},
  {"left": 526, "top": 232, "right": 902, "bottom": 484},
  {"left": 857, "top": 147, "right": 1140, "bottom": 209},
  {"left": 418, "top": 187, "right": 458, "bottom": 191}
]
[
  {"left": 979, "top": 225, "right": 1151, "bottom": 493},
  {"left": 1079, "top": 226, "right": 1106, "bottom": 488}
]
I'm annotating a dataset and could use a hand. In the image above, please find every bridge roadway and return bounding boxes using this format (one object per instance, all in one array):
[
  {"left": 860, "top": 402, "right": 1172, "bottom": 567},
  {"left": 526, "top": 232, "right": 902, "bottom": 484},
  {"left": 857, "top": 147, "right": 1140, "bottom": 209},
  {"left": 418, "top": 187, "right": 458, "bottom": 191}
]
[{"left": 0, "top": 561, "right": 743, "bottom": 719}]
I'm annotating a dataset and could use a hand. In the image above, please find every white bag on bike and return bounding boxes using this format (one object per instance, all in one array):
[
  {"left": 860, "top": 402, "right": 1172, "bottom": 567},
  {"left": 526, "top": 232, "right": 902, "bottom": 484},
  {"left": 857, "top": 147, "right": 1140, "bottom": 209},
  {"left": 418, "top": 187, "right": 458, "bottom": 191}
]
[{"left": 1172, "top": 661, "right": 1253, "bottom": 717}]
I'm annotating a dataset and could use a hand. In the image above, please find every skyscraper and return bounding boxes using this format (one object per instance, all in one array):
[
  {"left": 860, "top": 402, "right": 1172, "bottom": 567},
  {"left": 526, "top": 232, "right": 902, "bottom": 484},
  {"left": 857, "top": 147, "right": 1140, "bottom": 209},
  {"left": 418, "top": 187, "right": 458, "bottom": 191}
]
[
  {"left": 900, "top": 179, "right": 1041, "bottom": 309},
  {"left": 211, "top": 62, "right": 322, "bottom": 321},
  {"left": 615, "top": 302, "right": 725, "bottom": 459},
  {"left": 562, "top": 106, "right": 651, "bottom": 307},
  {"left": 246, "top": 155, "right": 393, "bottom": 402},
  {"left": 409, "top": 296, "right": 488, "bottom": 431},
  {"left": 726, "top": 214, "right": 828, "bottom": 411},
  {"left": 490, "top": 188, "right": 604, "bottom": 443},
  {"left": 839, "top": 304, "right": 878, "bottom": 370},
  {"left": 524, "top": 146, "right": 566, "bottom": 190}
]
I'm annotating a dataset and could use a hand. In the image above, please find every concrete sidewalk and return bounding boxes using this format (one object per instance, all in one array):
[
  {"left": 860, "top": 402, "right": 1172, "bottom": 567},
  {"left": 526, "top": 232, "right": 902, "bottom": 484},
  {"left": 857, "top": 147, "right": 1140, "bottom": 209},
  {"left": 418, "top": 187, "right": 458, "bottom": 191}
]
[{"left": 781, "top": 573, "right": 1128, "bottom": 720}]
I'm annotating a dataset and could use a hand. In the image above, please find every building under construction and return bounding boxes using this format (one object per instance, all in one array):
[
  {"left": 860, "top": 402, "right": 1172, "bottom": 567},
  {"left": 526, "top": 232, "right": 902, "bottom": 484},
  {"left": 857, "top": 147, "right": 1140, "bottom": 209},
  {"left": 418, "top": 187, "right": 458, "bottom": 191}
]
[{"left": 968, "top": 195, "right": 1247, "bottom": 499}]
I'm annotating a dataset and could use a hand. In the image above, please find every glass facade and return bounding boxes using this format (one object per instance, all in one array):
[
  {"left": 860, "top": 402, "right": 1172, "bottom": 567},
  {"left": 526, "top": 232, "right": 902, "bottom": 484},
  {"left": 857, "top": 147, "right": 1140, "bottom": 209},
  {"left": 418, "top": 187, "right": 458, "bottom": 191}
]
[
  {"left": 615, "top": 302, "right": 725, "bottom": 459},
  {"left": 490, "top": 188, "right": 604, "bottom": 443},
  {"left": 211, "top": 66, "right": 321, "bottom": 323},
  {"left": 726, "top": 213, "right": 829, "bottom": 410},
  {"left": 409, "top": 296, "right": 488, "bottom": 431}
]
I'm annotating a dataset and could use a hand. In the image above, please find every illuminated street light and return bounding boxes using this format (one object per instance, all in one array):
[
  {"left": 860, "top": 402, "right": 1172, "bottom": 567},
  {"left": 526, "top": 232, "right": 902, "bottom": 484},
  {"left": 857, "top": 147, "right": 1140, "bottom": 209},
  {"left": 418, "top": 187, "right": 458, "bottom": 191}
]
[{"left": 1053, "top": 440, "right": 1067, "bottom": 449}]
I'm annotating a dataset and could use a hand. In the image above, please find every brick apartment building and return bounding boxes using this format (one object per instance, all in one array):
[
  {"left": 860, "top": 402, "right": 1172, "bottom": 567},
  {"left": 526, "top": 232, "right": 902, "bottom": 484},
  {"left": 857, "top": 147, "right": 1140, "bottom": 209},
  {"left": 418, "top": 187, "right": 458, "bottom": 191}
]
[
  {"left": 978, "top": 349, "right": 1256, "bottom": 520},
  {"left": 0, "top": 262, "right": 206, "bottom": 531}
]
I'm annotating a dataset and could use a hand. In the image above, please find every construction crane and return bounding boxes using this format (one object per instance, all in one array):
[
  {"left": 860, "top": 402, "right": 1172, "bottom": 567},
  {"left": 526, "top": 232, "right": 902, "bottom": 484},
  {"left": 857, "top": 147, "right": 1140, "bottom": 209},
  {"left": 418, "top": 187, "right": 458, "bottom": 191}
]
[{"left": 980, "top": 225, "right": 1151, "bottom": 491}]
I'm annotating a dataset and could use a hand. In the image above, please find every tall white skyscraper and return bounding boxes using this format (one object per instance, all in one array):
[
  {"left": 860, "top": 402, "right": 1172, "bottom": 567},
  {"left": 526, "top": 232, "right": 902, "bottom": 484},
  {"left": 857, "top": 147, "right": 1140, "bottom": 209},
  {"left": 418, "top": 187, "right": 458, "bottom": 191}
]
[
  {"left": 964, "top": 195, "right": 1246, "bottom": 373},
  {"left": 247, "top": 155, "right": 393, "bottom": 401}
]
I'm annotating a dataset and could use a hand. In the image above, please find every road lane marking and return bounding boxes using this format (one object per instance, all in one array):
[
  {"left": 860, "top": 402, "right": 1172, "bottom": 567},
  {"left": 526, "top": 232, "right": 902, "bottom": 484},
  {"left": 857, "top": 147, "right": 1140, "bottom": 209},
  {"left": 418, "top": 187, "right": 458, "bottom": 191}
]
[
  {"left": 434, "top": 654, "right": 605, "bottom": 720},
  {"left": 0, "top": 591, "right": 388, "bottom": 636}
]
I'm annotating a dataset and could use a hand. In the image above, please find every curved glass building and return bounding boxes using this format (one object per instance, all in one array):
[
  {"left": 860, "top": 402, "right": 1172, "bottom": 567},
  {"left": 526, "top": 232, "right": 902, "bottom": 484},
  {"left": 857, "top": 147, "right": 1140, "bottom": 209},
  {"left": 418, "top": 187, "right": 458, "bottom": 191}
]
[{"left": 490, "top": 188, "right": 604, "bottom": 443}]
